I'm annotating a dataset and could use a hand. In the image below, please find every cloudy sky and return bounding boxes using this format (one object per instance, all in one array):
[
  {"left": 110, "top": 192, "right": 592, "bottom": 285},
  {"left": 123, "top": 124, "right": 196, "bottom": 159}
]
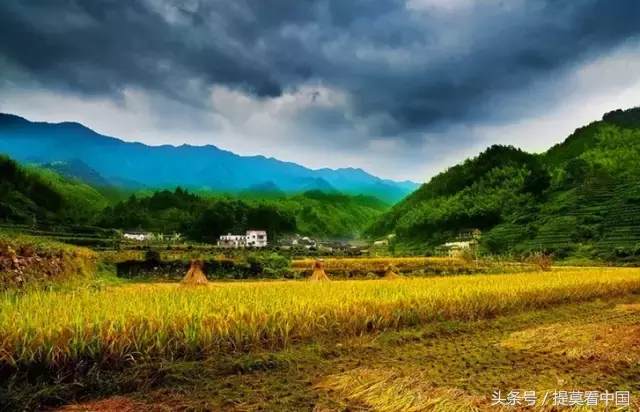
[{"left": 1, "top": 0, "right": 640, "bottom": 182}]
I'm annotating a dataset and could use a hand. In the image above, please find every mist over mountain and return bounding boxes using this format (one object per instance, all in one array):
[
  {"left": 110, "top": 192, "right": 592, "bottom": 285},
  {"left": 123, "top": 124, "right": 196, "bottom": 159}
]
[{"left": 0, "top": 114, "right": 417, "bottom": 203}]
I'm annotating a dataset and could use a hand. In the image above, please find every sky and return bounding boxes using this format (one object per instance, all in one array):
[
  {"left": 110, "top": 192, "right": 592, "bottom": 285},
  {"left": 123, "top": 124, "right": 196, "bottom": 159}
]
[{"left": 1, "top": 0, "right": 640, "bottom": 182}]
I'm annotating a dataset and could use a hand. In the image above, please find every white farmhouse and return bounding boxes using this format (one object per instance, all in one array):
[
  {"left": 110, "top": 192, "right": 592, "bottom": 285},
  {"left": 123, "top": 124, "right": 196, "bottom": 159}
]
[
  {"left": 291, "top": 236, "right": 316, "bottom": 249},
  {"left": 246, "top": 230, "right": 268, "bottom": 247},
  {"left": 218, "top": 230, "right": 268, "bottom": 248},
  {"left": 123, "top": 233, "right": 145, "bottom": 241},
  {"left": 441, "top": 240, "right": 478, "bottom": 258},
  {"left": 123, "top": 231, "right": 154, "bottom": 242},
  {"left": 217, "top": 234, "right": 247, "bottom": 248}
]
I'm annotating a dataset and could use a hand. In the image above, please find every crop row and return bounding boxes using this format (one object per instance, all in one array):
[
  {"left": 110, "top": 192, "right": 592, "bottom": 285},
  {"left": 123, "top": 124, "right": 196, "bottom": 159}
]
[
  {"left": 291, "top": 257, "right": 471, "bottom": 274},
  {"left": 2, "top": 269, "right": 639, "bottom": 368}
]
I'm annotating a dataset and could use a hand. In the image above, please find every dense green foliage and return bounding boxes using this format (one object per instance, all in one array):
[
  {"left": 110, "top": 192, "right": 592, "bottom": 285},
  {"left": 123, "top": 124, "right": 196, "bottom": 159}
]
[
  {"left": 0, "top": 155, "right": 107, "bottom": 225},
  {"left": 0, "top": 154, "right": 387, "bottom": 241},
  {"left": 368, "top": 107, "right": 640, "bottom": 261},
  {"left": 6, "top": 106, "right": 640, "bottom": 257},
  {"left": 27, "top": 167, "right": 109, "bottom": 223},
  {"left": 367, "top": 145, "right": 549, "bottom": 242},
  {"left": 98, "top": 189, "right": 386, "bottom": 241}
]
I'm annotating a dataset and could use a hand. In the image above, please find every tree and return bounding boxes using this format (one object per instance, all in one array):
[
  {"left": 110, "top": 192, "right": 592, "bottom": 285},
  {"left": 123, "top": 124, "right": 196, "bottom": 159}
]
[
  {"left": 523, "top": 166, "right": 551, "bottom": 197},
  {"left": 563, "top": 158, "right": 589, "bottom": 186}
]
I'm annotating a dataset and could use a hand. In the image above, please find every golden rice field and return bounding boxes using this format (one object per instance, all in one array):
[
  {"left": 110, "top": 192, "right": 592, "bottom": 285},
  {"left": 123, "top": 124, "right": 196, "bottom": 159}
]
[
  {"left": 291, "top": 257, "right": 473, "bottom": 274},
  {"left": 2, "top": 268, "right": 640, "bottom": 369}
]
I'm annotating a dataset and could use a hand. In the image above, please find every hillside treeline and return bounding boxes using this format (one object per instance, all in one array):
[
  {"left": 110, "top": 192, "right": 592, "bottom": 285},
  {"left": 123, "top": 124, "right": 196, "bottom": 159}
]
[
  {"left": 0, "top": 155, "right": 387, "bottom": 240},
  {"left": 367, "top": 107, "right": 640, "bottom": 260},
  {"left": 0, "top": 155, "right": 107, "bottom": 224},
  {"left": 99, "top": 189, "right": 386, "bottom": 241}
]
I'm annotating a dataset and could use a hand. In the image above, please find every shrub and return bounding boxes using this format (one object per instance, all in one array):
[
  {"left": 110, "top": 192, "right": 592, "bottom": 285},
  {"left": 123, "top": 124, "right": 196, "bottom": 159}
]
[
  {"left": 262, "top": 253, "right": 290, "bottom": 270},
  {"left": 277, "top": 268, "right": 297, "bottom": 279},
  {"left": 553, "top": 246, "right": 574, "bottom": 260},
  {"left": 262, "top": 267, "right": 278, "bottom": 279},
  {"left": 245, "top": 255, "right": 265, "bottom": 276}
]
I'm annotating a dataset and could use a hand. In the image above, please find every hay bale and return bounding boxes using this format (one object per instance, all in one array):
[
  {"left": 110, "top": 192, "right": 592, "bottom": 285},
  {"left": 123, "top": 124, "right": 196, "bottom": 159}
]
[
  {"left": 182, "top": 259, "right": 209, "bottom": 285},
  {"left": 309, "top": 259, "right": 330, "bottom": 281},
  {"left": 383, "top": 264, "right": 403, "bottom": 280},
  {"left": 7, "top": 246, "right": 19, "bottom": 268}
]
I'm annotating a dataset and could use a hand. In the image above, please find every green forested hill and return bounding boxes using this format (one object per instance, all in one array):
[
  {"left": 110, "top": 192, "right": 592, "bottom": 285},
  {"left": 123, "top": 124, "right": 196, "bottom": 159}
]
[
  {"left": 0, "top": 154, "right": 387, "bottom": 241},
  {"left": 278, "top": 191, "right": 388, "bottom": 240},
  {"left": 367, "top": 107, "right": 640, "bottom": 261},
  {"left": 98, "top": 189, "right": 387, "bottom": 241},
  {"left": 0, "top": 155, "right": 109, "bottom": 225},
  {"left": 366, "top": 145, "right": 549, "bottom": 243}
]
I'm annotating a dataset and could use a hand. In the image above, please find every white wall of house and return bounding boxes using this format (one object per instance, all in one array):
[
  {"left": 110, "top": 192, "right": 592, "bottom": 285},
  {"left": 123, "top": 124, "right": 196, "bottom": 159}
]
[
  {"left": 442, "top": 241, "right": 477, "bottom": 258},
  {"left": 124, "top": 233, "right": 146, "bottom": 241},
  {"left": 123, "top": 233, "right": 155, "bottom": 241},
  {"left": 218, "top": 234, "right": 247, "bottom": 248},
  {"left": 217, "top": 231, "right": 268, "bottom": 248},
  {"left": 246, "top": 230, "right": 267, "bottom": 247},
  {"left": 123, "top": 232, "right": 181, "bottom": 242},
  {"left": 444, "top": 241, "right": 472, "bottom": 249}
]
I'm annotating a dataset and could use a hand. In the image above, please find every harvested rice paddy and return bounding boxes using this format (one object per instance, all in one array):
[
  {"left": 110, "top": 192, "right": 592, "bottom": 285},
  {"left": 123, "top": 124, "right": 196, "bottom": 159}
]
[{"left": 2, "top": 268, "right": 640, "bottom": 411}]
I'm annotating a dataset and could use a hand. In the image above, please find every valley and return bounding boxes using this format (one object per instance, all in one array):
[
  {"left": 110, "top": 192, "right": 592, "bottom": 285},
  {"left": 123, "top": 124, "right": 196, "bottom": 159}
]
[
  {"left": 3, "top": 108, "right": 640, "bottom": 411},
  {"left": 3, "top": 3, "right": 640, "bottom": 410}
]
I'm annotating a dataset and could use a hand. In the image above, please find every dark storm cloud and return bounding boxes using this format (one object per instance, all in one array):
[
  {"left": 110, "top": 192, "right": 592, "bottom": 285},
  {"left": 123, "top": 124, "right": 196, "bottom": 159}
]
[{"left": 1, "top": 0, "right": 640, "bottom": 137}]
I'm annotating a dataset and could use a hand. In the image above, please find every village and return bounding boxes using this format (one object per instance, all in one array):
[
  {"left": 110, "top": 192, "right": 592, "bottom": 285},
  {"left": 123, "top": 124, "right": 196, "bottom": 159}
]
[
  {"left": 120, "top": 228, "right": 482, "bottom": 257},
  {"left": 122, "top": 228, "right": 367, "bottom": 253}
]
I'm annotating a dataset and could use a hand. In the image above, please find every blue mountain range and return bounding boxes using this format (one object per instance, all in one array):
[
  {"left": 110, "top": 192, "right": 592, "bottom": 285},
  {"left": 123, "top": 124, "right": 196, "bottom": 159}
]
[{"left": 0, "top": 113, "right": 418, "bottom": 203}]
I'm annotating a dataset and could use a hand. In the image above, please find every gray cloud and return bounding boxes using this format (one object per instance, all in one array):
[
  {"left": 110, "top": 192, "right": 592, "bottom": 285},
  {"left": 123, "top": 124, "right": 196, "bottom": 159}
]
[{"left": 1, "top": 0, "right": 640, "bottom": 143}]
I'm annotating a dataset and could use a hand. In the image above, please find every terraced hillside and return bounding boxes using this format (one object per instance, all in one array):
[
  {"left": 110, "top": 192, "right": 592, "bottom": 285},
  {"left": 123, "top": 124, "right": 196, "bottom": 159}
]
[
  {"left": 0, "top": 223, "right": 120, "bottom": 249},
  {"left": 516, "top": 175, "right": 618, "bottom": 255},
  {"left": 369, "top": 107, "right": 640, "bottom": 262},
  {"left": 491, "top": 177, "right": 640, "bottom": 260},
  {"left": 594, "top": 181, "right": 640, "bottom": 258}
]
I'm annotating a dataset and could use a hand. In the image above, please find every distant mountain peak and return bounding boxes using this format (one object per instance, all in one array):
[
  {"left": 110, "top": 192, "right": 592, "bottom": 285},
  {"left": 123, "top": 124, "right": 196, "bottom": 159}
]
[
  {"left": 0, "top": 112, "right": 417, "bottom": 203},
  {"left": 0, "top": 113, "right": 30, "bottom": 126}
]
